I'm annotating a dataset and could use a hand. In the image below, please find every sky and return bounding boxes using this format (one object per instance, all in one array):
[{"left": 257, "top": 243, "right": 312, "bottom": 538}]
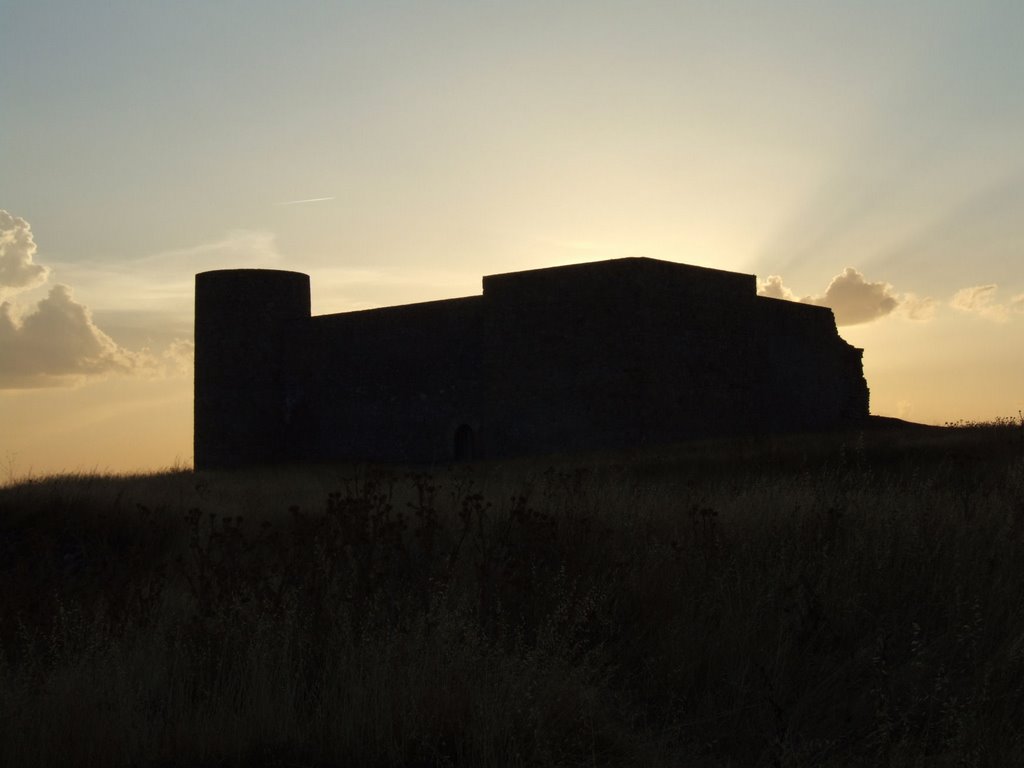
[{"left": 1, "top": 0, "right": 1022, "bottom": 476}]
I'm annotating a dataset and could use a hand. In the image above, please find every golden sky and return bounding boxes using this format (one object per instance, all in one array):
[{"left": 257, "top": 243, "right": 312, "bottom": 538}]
[{"left": 2, "top": 1, "right": 1022, "bottom": 476}]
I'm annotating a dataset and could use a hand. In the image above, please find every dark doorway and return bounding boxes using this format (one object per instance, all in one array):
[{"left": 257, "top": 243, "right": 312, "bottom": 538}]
[{"left": 453, "top": 424, "right": 475, "bottom": 461}]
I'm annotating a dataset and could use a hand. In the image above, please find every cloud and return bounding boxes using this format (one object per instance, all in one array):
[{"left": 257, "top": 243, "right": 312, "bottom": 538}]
[
  {"left": 757, "top": 275, "right": 797, "bottom": 301},
  {"left": 0, "top": 285, "right": 139, "bottom": 388},
  {"left": 758, "top": 267, "right": 933, "bottom": 326},
  {"left": 46, "top": 230, "right": 284, "bottom": 314},
  {"left": 899, "top": 294, "right": 938, "bottom": 322},
  {"left": 275, "top": 196, "right": 335, "bottom": 206},
  {"left": 0, "top": 211, "right": 195, "bottom": 389},
  {"left": 0, "top": 210, "right": 49, "bottom": 296},
  {"left": 143, "top": 338, "right": 194, "bottom": 379},
  {"left": 804, "top": 268, "right": 900, "bottom": 325},
  {"left": 950, "top": 284, "right": 1024, "bottom": 322},
  {"left": 133, "top": 229, "right": 281, "bottom": 273},
  {"left": 951, "top": 284, "right": 1000, "bottom": 318}
]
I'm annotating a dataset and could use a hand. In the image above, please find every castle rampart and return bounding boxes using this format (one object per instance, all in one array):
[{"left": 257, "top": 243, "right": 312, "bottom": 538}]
[
  {"left": 194, "top": 269, "right": 311, "bottom": 468},
  {"left": 194, "top": 258, "right": 869, "bottom": 468}
]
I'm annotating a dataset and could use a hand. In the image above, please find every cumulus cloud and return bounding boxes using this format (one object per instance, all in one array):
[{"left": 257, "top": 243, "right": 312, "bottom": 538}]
[
  {"left": 758, "top": 267, "right": 934, "bottom": 326},
  {"left": 805, "top": 268, "right": 900, "bottom": 325},
  {"left": 0, "top": 210, "right": 49, "bottom": 296},
  {"left": 0, "top": 284, "right": 139, "bottom": 388},
  {"left": 0, "top": 211, "right": 194, "bottom": 389},
  {"left": 950, "top": 284, "right": 1024, "bottom": 322},
  {"left": 757, "top": 275, "right": 797, "bottom": 301}
]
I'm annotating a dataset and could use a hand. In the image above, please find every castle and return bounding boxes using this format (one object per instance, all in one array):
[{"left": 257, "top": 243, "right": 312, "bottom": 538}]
[{"left": 194, "top": 257, "right": 870, "bottom": 469}]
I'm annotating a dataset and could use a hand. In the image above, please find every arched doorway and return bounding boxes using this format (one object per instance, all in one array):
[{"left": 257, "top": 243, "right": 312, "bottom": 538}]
[{"left": 453, "top": 424, "right": 475, "bottom": 461}]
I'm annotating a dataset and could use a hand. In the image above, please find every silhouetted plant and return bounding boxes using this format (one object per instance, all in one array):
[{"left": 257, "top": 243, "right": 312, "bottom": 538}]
[{"left": 2, "top": 422, "right": 1024, "bottom": 766}]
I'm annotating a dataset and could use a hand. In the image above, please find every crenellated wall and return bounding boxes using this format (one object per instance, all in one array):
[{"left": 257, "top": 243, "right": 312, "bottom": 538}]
[{"left": 194, "top": 258, "right": 870, "bottom": 468}]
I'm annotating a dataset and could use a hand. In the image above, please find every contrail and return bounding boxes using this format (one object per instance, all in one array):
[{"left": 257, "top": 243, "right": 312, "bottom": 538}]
[{"left": 275, "top": 196, "right": 335, "bottom": 206}]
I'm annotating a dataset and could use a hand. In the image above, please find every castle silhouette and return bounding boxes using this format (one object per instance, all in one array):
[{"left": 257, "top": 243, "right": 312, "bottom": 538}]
[{"left": 194, "top": 258, "right": 869, "bottom": 468}]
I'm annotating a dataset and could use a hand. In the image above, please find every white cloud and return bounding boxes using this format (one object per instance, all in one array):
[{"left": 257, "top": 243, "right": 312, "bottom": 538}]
[
  {"left": 143, "top": 338, "right": 194, "bottom": 379},
  {"left": 805, "top": 267, "right": 900, "bottom": 326},
  {"left": 0, "top": 210, "right": 49, "bottom": 297},
  {"left": 951, "top": 284, "right": 1000, "bottom": 318},
  {"left": 0, "top": 213, "right": 197, "bottom": 388},
  {"left": 950, "top": 284, "right": 1024, "bottom": 322},
  {"left": 758, "top": 267, "right": 934, "bottom": 326},
  {"left": 757, "top": 275, "right": 797, "bottom": 301},
  {"left": 46, "top": 229, "right": 283, "bottom": 314},
  {"left": 0, "top": 285, "right": 138, "bottom": 388},
  {"left": 897, "top": 293, "right": 938, "bottom": 322},
  {"left": 275, "top": 196, "right": 335, "bottom": 206},
  {"left": 134, "top": 229, "right": 281, "bottom": 274}
]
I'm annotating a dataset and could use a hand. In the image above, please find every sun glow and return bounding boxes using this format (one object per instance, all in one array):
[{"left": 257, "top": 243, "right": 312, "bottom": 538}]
[{"left": 2, "top": 1, "right": 1022, "bottom": 473}]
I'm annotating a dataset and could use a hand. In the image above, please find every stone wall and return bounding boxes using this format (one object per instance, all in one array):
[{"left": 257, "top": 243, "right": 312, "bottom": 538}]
[
  {"left": 194, "top": 258, "right": 870, "bottom": 468},
  {"left": 194, "top": 269, "right": 310, "bottom": 468}
]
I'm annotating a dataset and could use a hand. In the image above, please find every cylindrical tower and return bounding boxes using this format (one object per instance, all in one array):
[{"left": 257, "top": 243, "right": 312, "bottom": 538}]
[{"left": 194, "top": 269, "right": 310, "bottom": 469}]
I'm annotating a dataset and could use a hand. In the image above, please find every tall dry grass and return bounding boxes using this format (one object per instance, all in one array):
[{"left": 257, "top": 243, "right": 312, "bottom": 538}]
[{"left": 1, "top": 422, "right": 1022, "bottom": 767}]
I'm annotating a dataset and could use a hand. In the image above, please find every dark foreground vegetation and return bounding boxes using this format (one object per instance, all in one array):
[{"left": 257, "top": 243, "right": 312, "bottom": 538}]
[{"left": 1, "top": 419, "right": 1023, "bottom": 767}]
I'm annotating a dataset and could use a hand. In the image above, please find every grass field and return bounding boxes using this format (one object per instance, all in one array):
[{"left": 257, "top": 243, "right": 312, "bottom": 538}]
[{"left": 1, "top": 419, "right": 1022, "bottom": 767}]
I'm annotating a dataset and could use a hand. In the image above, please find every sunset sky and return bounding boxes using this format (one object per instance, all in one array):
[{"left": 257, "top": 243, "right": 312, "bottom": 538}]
[{"left": 2, "top": 0, "right": 1022, "bottom": 476}]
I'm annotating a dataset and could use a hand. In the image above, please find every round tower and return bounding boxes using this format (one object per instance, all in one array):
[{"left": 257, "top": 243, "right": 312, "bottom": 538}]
[{"left": 194, "top": 269, "right": 310, "bottom": 469}]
